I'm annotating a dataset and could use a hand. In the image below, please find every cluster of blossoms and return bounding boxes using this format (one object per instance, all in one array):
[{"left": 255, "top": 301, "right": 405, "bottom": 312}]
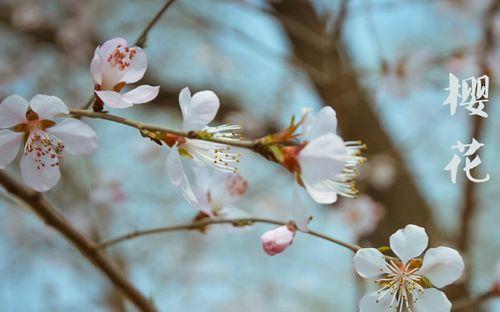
[{"left": 0, "top": 36, "right": 469, "bottom": 312}]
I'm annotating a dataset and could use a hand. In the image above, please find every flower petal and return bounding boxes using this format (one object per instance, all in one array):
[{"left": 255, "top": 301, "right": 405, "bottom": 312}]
[
  {"left": 0, "top": 130, "right": 23, "bottom": 168},
  {"left": 181, "top": 89, "right": 220, "bottom": 131},
  {"left": 353, "top": 248, "right": 389, "bottom": 278},
  {"left": 419, "top": 246, "right": 464, "bottom": 288},
  {"left": 90, "top": 47, "right": 102, "bottom": 85},
  {"left": 389, "top": 224, "right": 428, "bottom": 264},
  {"left": 29, "top": 95, "right": 69, "bottom": 120},
  {"left": 414, "top": 289, "right": 451, "bottom": 312},
  {"left": 98, "top": 37, "right": 128, "bottom": 59},
  {"left": 359, "top": 291, "right": 392, "bottom": 312},
  {"left": 121, "top": 47, "right": 147, "bottom": 83},
  {"left": 179, "top": 87, "right": 191, "bottom": 118},
  {"left": 0, "top": 95, "right": 29, "bottom": 127},
  {"left": 166, "top": 146, "right": 199, "bottom": 209},
  {"left": 291, "top": 184, "right": 312, "bottom": 231},
  {"left": 20, "top": 151, "right": 61, "bottom": 192},
  {"left": 122, "top": 85, "right": 159, "bottom": 104},
  {"left": 94, "top": 91, "right": 132, "bottom": 109},
  {"left": 307, "top": 106, "right": 338, "bottom": 139},
  {"left": 46, "top": 119, "right": 98, "bottom": 155},
  {"left": 298, "top": 133, "right": 346, "bottom": 184},
  {"left": 302, "top": 179, "right": 338, "bottom": 204}
]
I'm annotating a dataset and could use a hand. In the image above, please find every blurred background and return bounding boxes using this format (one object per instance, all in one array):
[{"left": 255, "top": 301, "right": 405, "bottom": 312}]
[{"left": 0, "top": 0, "right": 499, "bottom": 311}]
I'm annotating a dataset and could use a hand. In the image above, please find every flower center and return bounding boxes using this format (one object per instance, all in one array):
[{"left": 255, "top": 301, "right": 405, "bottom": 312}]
[
  {"left": 107, "top": 45, "right": 137, "bottom": 71},
  {"left": 375, "top": 259, "right": 425, "bottom": 312}
]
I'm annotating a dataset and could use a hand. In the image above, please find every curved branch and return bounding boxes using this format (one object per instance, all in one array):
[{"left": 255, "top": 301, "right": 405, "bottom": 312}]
[
  {"left": 96, "top": 217, "right": 361, "bottom": 253},
  {"left": 0, "top": 171, "right": 158, "bottom": 312},
  {"left": 69, "top": 109, "right": 261, "bottom": 149}
]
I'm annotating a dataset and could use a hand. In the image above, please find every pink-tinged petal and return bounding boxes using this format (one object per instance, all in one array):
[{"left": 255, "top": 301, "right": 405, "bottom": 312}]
[
  {"left": 260, "top": 225, "right": 295, "bottom": 256},
  {"left": 0, "top": 95, "right": 29, "bottom": 127},
  {"left": 389, "top": 224, "right": 428, "bottom": 265},
  {"left": 98, "top": 37, "right": 128, "bottom": 59},
  {"left": 29, "top": 95, "right": 69, "bottom": 120},
  {"left": 182, "top": 89, "right": 220, "bottom": 131},
  {"left": 46, "top": 119, "right": 98, "bottom": 155},
  {"left": 122, "top": 85, "right": 159, "bottom": 104},
  {"left": 359, "top": 291, "right": 392, "bottom": 312},
  {"left": 414, "top": 289, "right": 451, "bottom": 312},
  {"left": 353, "top": 248, "right": 389, "bottom": 278},
  {"left": 94, "top": 91, "right": 132, "bottom": 109},
  {"left": 0, "top": 130, "right": 23, "bottom": 168},
  {"left": 302, "top": 179, "right": 338, "bottom": 204},
  {"left": 298, "top": 133, "right": 346, "bottom": 184},
  {"left": 166, "top": 146, "right": 199, "bottom": 209},
  {"left": 20, "top": 151, "right": 61, "bottom": 192},
  {"left": 419, "top": 247, "right": 464, "bottom": 288},
  {"left": 291, "top": 184, "right": 311, "bottom": 232},
  {"left": 178, "top": 87, "right": 191, "bottom": 118},
  {"left": 121, "top": 47, "right": 147, "bottom": 83},
  {"left": 307, "top": 106, "right": 338, "bottom": 139},
  {"left": 90, "top": 47, "right": 103, "bottom": 85}
]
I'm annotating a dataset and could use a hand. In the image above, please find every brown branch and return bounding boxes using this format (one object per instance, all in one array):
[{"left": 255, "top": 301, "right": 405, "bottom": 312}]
[
  {"left": 135, "top": 0, "right": 178, "bottom": 48},
  {"left": 0, "top": 171, "right": 158, "bottom": 312},
  {"left": 458, "top": 0, "right": 500, "bottom": 254},
  {"left": 96, "top": 218, "right": 361, "bottom": 252}
]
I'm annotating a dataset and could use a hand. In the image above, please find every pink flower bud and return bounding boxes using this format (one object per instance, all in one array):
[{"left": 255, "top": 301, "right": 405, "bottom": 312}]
[{"left": 260, "top": 225, "right": 295, "bottom": 256}]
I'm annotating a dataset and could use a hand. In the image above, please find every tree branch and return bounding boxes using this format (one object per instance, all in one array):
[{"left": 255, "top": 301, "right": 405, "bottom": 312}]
[
  {"left": 96, "top": 217, "right": 361, "bottom": 252},
  {"left": 0, "top": 171, "right": 158, "bottom": 312}
]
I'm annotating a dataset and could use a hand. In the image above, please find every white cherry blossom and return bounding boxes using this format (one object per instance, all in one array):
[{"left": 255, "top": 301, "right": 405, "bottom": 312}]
[
  {"left": 166, "top": 87, "right": 242, "bottom": 207},
  {"left": 353, "top": 224, "right": 464, "bottom": 312},
  {"left": 91, "top": 37, "right": 159, "bottom": 109},
  {"left": 0, "top": 94, "right": 98, "bottom": 192},
  {"left": 336, "top": 195, "right": 385, "bottom": 239},
  {"left": 284, "top": 106, "right": 365, "bottom": 204}
]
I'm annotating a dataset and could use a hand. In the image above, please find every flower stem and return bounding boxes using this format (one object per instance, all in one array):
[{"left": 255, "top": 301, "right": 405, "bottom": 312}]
[
  {"left": 96, "top": 217, "right": 361, "bottom": 252},
  {"left": 69, "top": 109, "right": 261, "bottom": 149}
]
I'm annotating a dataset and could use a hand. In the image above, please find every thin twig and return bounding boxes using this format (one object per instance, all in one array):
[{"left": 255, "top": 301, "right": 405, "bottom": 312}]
[
  {"left": 81, "top": 0, "right": 178, "bottom": 110},
  {"left": 96, "top": 217, "right": 361, "bottom": 252},
  {"left": 69, "top": 109, "right": 261, "bottom": 149},
  {"left": 0, "top": 171, "right": 158, "bottom": 312}
]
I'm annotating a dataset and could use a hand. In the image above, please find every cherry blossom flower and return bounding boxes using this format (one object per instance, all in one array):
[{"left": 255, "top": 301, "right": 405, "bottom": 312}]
[
  {"left": 282, "top": 106, "right": 365, "bottom": 204},
  {"left": 90, "top": 37, "right": 159, "bottom": 109},
  {"left": 336, "top": 195, "right": 384, "bottom": 239},
  {"left": 353, "top": 224, "right": 464, "bottom": 312},
  {"left": 166, "top": 87, "right": 242, "bottom": 207},
  {"left": 0, "top": 94, "right": 98, "bottom": 192},
  {"left": 261, "top": 224, "right": 296, "bottom": 256}
]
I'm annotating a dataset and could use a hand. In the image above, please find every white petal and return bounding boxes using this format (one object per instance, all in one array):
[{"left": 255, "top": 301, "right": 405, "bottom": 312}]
[
  {"left": 353, "top": 248, "right": 389, "bottom": 278},
  {"left": 359, "top": 291, "right": 392, "bottom": 312},
  {"left": 414, "top": 289, "right": 451, "bottom": 312},
  {"left": 0, "top": 95, "right": 29, "bottom": 127},
  {"left": 29, "top": 95, "right": 69, "bottom": 120},
  {"left": 179, "top": 87, "right": 191, "bottom": 118},
  {"left": 291, "top": 184, "right": 311, "bottom": 231},
  {"left": 308, "top": 106, "right": 338, "bottom": 139},
  {"left": 298, "top": 133, "right": 346, "bottom": 184},
  {"left": 98, "top": 37, "right": 128, "bottom": 58},
  {"left": 419, "top": 247, "right": 464, "bottom": 288},
  {"left": 389, "top": 224, "right": 428, "bottom": 264},
  {"left": 46, "top": 119, "right": 98, "bottom": 155},
  {"left": 182, "top": 90, "right": 220, "bottom": 131},
  {"left": 122, "top": 85, "right": 159, "bottom": 104},
  {"left": 90, "top": 47, "right": 102, "bottom": 85},
  {"left": 166, "top": 146, "right": 199, "bottom": 209},
  {"left": 0, "top": 130, "right": 23, "bottom": 168},
  {"left": 94, "top": 91, "right": 132, "bottom": 109},
  {"left": 121, "top": 47, "right": 147, "bottom": 83},
  {"left": 20, "top": 151, "right": 61, "bottom": 192},
  {"left": 302, "top": 179, "right": 338, "bottom": 204}
]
